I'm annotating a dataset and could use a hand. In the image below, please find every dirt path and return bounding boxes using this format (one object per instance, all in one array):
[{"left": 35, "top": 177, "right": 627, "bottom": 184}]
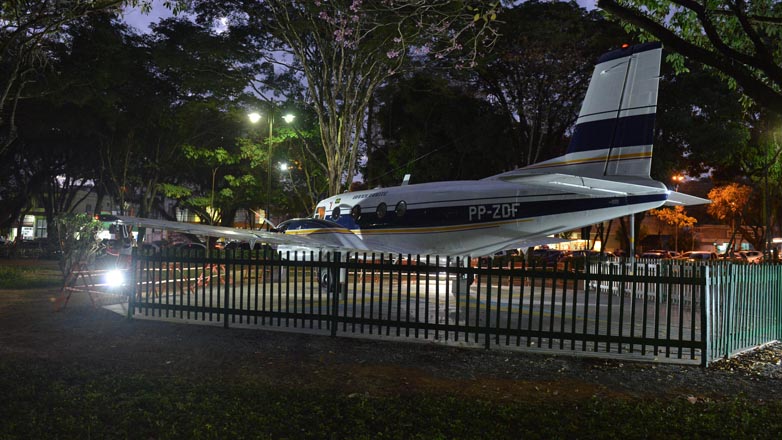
[{"left": 2, "top": 285, "right": 782, "bottom": 403}]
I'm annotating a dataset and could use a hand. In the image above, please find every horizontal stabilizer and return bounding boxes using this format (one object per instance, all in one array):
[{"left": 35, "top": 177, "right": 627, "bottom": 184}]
[
  {"left": 497, "top": 173, "right": 666, "bottom": 197},
  {"left": 664, "top": 191, "right": 711, "bottom": 206}
]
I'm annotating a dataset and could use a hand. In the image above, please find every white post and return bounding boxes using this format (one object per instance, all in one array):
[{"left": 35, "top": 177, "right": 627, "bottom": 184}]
[{"left": 630, "top": 214, "right": 636, "bottom": 259}]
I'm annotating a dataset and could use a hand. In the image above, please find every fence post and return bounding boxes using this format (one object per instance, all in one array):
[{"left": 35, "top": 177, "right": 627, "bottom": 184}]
[
  {"left": 224, "top": 249, "right": 230, "bottom": 329},
  {"left": 127, "top": 247, "right": 137, "bottom": 320},
  {"left": 330, "top": 251, "right": 341, "bottom": 337},
  {"left": 701, "top": 265, "right": 711, "bottom": 367},
  {"left": 484, "top": 258, "right": 492, "bottom": 350}
]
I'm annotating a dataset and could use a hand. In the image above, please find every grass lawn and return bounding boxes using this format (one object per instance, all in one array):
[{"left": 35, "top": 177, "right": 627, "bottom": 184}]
[
  {"left": 0, "top": 259, "right": 62, "bottom": 289},
  {"left": 1, "top": 359, "right": 781, "bottom": 440}
]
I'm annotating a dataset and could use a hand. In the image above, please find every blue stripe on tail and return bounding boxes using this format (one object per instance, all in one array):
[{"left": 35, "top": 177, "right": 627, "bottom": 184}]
[{"left": 567, "top": 113, "right": 656, "bottom": 154}]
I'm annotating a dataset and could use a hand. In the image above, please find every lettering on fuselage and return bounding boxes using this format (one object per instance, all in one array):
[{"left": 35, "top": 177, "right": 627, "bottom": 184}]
[
  {"left": 468, "top": 203, "right": 520, "bottom": 222},
  {"left": 350, "top": 191, "right": 388, "bottom": 201}
]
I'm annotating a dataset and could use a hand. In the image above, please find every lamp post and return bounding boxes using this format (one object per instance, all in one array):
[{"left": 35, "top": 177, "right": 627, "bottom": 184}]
[
  {"left": 672, "top": 174, "right": 685, "bottom": 191},
  {"left": 248, "top": 110, "right": 295, "bottom": 228}
]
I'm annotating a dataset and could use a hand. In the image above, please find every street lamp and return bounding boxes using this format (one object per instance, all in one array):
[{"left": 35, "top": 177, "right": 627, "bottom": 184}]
[
  {"left": 672, "top": 174, "right": 685, "bottom": 191},
  {"left": 248, "top": 110, "right": 295, "bottom": 227}
]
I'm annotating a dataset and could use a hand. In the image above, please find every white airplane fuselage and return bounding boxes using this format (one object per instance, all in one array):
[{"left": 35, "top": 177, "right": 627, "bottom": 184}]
[{"left": 278, "top": 178, "right": 669, "bottom": 257}]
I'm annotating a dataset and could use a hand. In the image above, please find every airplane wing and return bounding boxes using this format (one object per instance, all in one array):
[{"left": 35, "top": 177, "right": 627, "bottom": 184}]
[{"left": 100, "top": 215, "right": 366, "bottom": 252}]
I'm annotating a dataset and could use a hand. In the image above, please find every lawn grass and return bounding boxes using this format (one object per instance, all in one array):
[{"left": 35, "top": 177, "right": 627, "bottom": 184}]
[
  {"left": 0, "top": 262, "right": 62, "bottom": 289},
  {"left": 1, "top": 360, "right": 781, "bottom": 439}
]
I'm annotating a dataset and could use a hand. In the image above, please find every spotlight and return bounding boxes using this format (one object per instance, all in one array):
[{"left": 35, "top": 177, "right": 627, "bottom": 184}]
[{"left": 105, "top": 269, "right": 125, "bottom": 288}]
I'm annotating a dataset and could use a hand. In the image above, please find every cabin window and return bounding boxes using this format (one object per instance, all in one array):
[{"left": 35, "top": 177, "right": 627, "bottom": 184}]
[
  {"left": 351, "top": 205, "right": 361, "bottom": 221},
  {"left": 332, "top": 206, "right": 340, "bottom": 220},
  {"left": 376, "top": 203, "right": 387, "bottom": 219},
  {"left": 395, "top": 200, "right": 407, "bottom": 217}
]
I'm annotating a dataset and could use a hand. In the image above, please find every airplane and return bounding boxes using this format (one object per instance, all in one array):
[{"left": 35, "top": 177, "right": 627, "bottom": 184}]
[{"left": 102, "top": 42, "right": 708, "bottom": 260}]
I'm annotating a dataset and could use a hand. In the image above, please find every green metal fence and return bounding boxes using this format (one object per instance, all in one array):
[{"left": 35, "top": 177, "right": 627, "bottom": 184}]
[
  {"left": 705, "top": 263, "right": 782, "bottom": 361},
  {"left": 128, "top": 250, "right": 782, "bottom": 366}
]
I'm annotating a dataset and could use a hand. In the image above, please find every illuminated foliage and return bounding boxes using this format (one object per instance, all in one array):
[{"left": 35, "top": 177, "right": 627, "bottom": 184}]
[
  {"left": 707, "top": 183, "right": 752, "bottom": 222},
  {"left": 649, "top": 205, "right": 698, "bottom": 229}
]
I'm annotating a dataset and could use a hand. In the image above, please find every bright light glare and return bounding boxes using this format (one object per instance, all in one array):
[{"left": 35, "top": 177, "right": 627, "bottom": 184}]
[
  {"left": 105, "top": 269, "right": 125, "bottom": 288},
  {"left": 282, "top": 113, "right": 295, "bottom": 123},
  {"left": 279, "top": 162, "right": 289, "bottom": 171},
  {"left": 248, "top": 112, "right": 261, "bottom": 124}
]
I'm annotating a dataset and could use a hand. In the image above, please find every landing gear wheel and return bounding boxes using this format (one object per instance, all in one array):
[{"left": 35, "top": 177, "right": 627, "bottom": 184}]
[{"left": 320, "top": 268, "right": 336, "bottom": 293}]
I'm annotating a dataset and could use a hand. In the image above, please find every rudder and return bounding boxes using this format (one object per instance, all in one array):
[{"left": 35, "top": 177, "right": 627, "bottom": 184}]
[{"left": 520, "top": 42, "right": 662, "bottom": 178}]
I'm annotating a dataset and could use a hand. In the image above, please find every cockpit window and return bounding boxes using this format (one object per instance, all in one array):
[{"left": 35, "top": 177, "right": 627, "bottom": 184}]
[
  {"left": 331, "top": 206, "right": 340, "bottom": 220},
  {"left": 351, "top": 205, "right": 361, "bottom": 221},
  {"left": 376, "top": 202, "right": 387, "bottom": 219},
  {"left": 395, "top": 200, "right": 407, "bottom": 217}
]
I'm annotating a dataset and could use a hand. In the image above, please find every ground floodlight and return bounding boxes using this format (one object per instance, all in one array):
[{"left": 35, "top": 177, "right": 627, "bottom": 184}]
[{"left": 105, "top": 269, "right": 125, "bottom": 288}]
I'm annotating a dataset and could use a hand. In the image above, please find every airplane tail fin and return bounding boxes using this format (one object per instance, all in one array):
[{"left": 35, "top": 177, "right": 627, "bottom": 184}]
[{"left": 518, "top": 42, "right": 662, "bottom": 178}]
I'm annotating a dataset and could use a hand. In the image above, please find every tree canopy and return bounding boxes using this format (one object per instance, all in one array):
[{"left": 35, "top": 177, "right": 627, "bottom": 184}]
[
  {"left": 598, "top": 0, "right": 782, "bottom": 114},
  {"left": 197, "top": 0, "right": 501, "bottom": 195},
  {"left": 477, "top": 1, "right": 625, "bottom": 167}
]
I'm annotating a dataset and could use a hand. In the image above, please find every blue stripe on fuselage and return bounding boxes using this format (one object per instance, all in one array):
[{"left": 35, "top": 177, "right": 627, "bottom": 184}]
[
  {"left": 331, "top": 193, "right": 666, "bottom": 230},
  {"left": 566, "top": 113, "right": 655, "bottom": 154}
]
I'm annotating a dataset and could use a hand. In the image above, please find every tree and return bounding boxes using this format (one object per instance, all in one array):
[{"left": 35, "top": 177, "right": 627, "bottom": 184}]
[
  {"left": 648, "top": 206, "right": 697, "bottom": 252},
  {"left": 206, "top": 1, "right": 500, "bottom": 195},
  {"left": 476, "top": 1, "right": 625, "bottom": 167},
  {"left": 653, "top": 63, "right": 751, "bottom": 179},
  {"left": 707, "top": 183, "right": 752, "bottom": 252},
  {"left": 0, "top": 1, "right": 161, "bottom": 155},
  {"left": 53, "top": 213, "right": 103, "bottom": 278},
  {"left": 0, "top": 13, "right": 265, "bottom": 242},
  {"left": 0, "top": 15, "right": 126, "bottom": 234},
  {"left": 598, "top": 0, "right": 782, "bottom": 114},
  {"left": 120, "top": 18, "right": 259, "bottom": 225},
  {"left": 364, "top": 72, "right": 515, "bottom": 186},
  {"left": 736, "top": 114, "right": 782, "bottom": 251},
  {"left": 268, "top": 111, "right": 329, "bottom": 218}
]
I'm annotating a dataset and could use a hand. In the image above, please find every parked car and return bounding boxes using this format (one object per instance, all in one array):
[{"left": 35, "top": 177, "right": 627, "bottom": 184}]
[
  {"left": 678, "top": 251, "right": 719, "bottom": 261},
  {"left": 138, "top": 239, "right": 169, "bottom": 253},
  {"left": 224, "top": 241, "right": 260, "bottom": 251},
  {"left": 640, "top": 251, "right": 669, "bottom": 259},
  {"left": 529, "top": 248, "right": 564, "bottom": 266},
  {"left": 740, "top": 250, "right": 764, "bottom": 264},
  {"left": 172, "top": 241, "right": 207, "bottom": 255},
  {"left": 719, "top": 251, "right": 739, "bottom": 261},
  {"left": 719, "top": 250, "right": 763, "bottom": 264},
  {"left": 558, "top": 250, "right": 615, "bottom": 271},
  {"left": 561, "top": 250, "right": 615, "bottom": 260}
]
